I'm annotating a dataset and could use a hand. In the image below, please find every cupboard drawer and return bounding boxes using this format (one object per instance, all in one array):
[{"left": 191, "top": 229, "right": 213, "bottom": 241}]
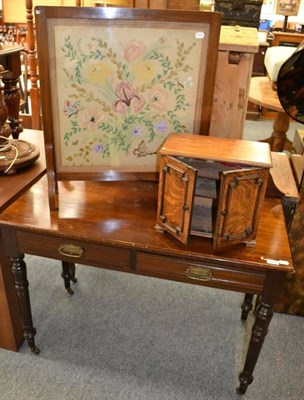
[
  {"left": 137, "top": 252, "right": 265, "bottom": 293},
  {"left": 16, "top": 231, "right": 130, "bottom": 271}
]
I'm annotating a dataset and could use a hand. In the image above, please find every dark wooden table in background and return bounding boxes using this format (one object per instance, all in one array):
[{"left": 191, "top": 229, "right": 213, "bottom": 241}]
[
  {"left": 0, "top": 172, "right": 294, "bottom": 394},
  {"left": 0, "top": 129, "right": 46, "bottom": 351}
]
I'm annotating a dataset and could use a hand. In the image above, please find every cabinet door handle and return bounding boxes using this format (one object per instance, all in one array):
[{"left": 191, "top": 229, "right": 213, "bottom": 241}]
[
  {"left": 186, "top": 266, "right": 212, "bottom": 281},
  {"left": 58, "top": 243, "right": 84, "bottom": 258}
]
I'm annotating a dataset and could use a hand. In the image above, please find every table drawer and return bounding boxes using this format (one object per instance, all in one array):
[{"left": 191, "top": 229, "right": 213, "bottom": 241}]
[
  {"left": 137, "top": 252, "right": 265, "bottom": 293},
  {"left": 16, "top": 231, "right": 130, "bottom": 271}
]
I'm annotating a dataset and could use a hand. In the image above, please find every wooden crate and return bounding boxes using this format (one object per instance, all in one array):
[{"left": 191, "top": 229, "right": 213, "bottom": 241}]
[{"left": 209, "top": 26, "right": 259, "bottom": 138}]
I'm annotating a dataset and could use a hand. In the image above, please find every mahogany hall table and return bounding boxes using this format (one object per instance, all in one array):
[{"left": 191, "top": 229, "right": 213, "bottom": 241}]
[
  {"left": 0, "top": 129, "right": 46, "bottom": 351},
  {"left": 0, "top": 175, "right": 294, "bottom": 394}
]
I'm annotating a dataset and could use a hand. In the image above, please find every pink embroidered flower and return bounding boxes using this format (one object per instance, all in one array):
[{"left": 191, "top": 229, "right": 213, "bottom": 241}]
[
  {"left": 79, "top": 105, "right": 104, "bottom": 132},
  {"left": 113, "top": 82, "right": 144, "bottom": 113},
  {"left": 124, "top": 40, "right": 146, "bottom": 62},
  {"left": 114, "top": 101, "right": 128, "bottom": 114},
  {"left": 132, "top": 96, "right": 145, "bottom": 112},
  {"left": 149, "top": 88, "right": 169, "bottom": 112}
]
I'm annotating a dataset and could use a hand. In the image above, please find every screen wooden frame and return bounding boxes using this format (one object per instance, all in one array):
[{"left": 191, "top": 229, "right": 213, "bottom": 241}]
[{"left": 35, "top": 6, "right": 221, "bottom": 209}]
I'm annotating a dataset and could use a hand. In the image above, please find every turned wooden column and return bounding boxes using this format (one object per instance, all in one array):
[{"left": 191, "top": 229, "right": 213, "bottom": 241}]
[
  {"left": 271, "top": 111, "right": 291, "bottom": 152},
  {"left": 0, "top": 47, "right": 23, "bottom": 139},
  {"left": 240, "top": 293, "right": 254, "bottom": 322},
  {"left": 0, "top": 71, "right": 12, "bottom": 141},
  {"left": 10, "top": 254, "right": 40, "bottom": 354},
  {"left": 0, "top": 130, "right": 46, "bottom": 351},
  {"left": 26, "top": 0, "right": 41, "bottom": 130},
  {"left": 237, "top": 270, "right": 287, "bottom": 394}
]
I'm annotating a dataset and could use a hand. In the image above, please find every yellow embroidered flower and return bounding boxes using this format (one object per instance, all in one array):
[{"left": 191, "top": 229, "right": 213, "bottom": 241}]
[
  {"left": 86, "top": 60, "right": 112, "bottom": 85},
  {"left": 131, "top": 60, "right": 157, "bottom": 84}
]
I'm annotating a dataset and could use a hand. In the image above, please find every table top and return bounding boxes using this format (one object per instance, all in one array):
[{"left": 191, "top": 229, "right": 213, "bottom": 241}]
[
  {"left": 248, "top": 76, "right": 284, "bottom": 113},
  {"left": 0, "top": 175, "right": 294, "bottom": 274},
  {"left": 0, "top": 130, "right": 46, "bottom": 212}
]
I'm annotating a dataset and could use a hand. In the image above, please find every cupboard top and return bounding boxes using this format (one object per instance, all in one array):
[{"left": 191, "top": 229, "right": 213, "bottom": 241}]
[
  {"left": 159, "top": 133, "right": 272, "bottom": 168},
  {"left": 219, "top": 26, "right": 259, "bottom": 53}
]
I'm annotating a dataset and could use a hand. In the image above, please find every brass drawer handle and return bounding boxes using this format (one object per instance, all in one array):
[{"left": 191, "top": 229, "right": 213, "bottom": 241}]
[
  {"left": 186, "top": 266, "right": 212, "bottom": 281},
  {"left": 58, "top": 243, "right": 84, "bottom": 258}
]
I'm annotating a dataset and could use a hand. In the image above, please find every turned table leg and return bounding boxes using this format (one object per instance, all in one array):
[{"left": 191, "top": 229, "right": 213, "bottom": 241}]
[
  {"left": 237, "top": 301, "right": 274, "bottom": 394},
  {"left": 237, "top": 271, "right": 286, "bottom": 394},
  {"left": 61, "top": 261, "right": 77, "bottom": 295},
  {"left": 10, "top": 254, "right": 40, "bottom": 354},
  {"left": 68, "top": 262, "right": 77, "bottom": 284},
  {"left": 241, "top": 293, "right": 254, "bottom": 322}
]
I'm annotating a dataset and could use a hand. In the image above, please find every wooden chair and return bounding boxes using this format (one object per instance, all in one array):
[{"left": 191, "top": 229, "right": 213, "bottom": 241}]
[
  {"left": 23, "top": 0, "right": 84, "bottom": 130},
  {"left": 23, "top": 0, "right": 41, "bottom": 129}
]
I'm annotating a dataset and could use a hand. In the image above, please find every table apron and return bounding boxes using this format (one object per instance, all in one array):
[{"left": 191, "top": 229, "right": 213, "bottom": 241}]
[
  {"left": 137, "top": 252, "right": 265, "bottom": 294},
  {"left": 13, "top": 230, "right": 266, "bottom": 294}
]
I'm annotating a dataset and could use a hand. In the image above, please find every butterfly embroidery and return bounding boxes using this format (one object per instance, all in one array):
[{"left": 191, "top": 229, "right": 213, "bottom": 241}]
[
  {"left": 133, "top": 140, "right": 156, "bottom": 158},
  {"left": 63, "top": 100, "right": 82, "bottom": 118}
]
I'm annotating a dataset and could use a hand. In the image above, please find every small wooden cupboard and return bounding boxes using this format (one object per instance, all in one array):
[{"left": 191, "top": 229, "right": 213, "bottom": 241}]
[{"left": 155, "top": 133, "right": 272, "bottom": 249}]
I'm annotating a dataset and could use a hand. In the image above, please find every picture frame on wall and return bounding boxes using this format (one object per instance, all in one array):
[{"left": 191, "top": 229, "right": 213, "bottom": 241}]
[
  {"left": 35, "top": 6, "right": 221, "bottom": 209},
  {"left": 276, "top": 0, "right": 301, "bottom": 16}
]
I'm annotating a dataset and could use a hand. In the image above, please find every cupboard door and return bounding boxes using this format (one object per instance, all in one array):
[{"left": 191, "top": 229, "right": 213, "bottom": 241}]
[
  {"left": 213, "top": 168, "right": 269, "bottom": 249},
  {"left": 157, "top": 156, "right": 197, "bottom": 244}
]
